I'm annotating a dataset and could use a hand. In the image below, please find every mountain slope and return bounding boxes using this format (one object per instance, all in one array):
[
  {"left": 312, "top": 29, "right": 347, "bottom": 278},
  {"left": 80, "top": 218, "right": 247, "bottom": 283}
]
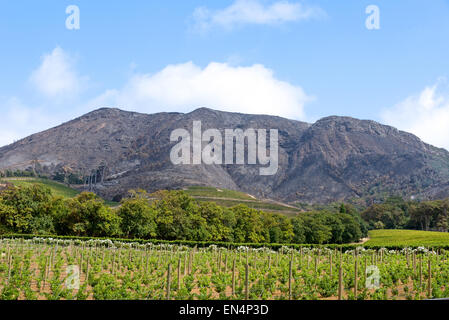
[{"left": 1, "top": 107, "right": 449, "bottom": 204}]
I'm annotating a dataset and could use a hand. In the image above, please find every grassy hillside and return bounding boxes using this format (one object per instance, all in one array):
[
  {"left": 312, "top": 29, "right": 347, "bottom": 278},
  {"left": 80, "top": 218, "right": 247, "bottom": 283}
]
[
  {"left": 184, "top": 186, "right": 256, "bottom": 200},
  {"left": 366, "top": 229, "right": 449, "bottom": 247},
  {"left": 184, "top": 186, "right": 301, "bottom": 217},
  {"left": 1, "top": 177, "right": 80, "bottom": 198},
  {"left": 0, "top": 181, "right": 297, "bottom": 214},
  {"left": 0, "top": 177, "right": 118, "bottom": 206}
]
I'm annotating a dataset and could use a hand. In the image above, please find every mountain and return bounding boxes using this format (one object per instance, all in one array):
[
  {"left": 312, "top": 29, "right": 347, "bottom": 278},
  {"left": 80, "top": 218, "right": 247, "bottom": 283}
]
[{"left": 1, "top": 107, "right": 449, "bottom": 205}]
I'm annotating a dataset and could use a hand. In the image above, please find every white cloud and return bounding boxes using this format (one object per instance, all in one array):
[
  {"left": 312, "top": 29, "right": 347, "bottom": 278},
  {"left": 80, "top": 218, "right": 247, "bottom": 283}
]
[
  {"left": 192, "top": 0, "right": 324, "bottom": 32},
  {"left": 91, "top": 61, "right": 312, "bottom": 120},
  {"left": 0, "top": 46, "right": 88, "bottom": 147},
  {"left": 381, "top": 80, "right": 449, "bottom": 150},
  {"left": 29, "top": 47, "right": 86, "bottom": 98},
  {"left": 0, "top": 97, "right": 62, "bottom": 147},
  {"left": 1, "top": 47, "right": 312, "bottom": 147}
]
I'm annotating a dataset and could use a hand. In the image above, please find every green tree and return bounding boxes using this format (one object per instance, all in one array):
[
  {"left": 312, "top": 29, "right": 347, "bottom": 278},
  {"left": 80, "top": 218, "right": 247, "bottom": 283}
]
[
  {"left": 291, "top": 216, "right": 307, "bottom": 244},
  {"left": 197, "top": 201, "right": 235, "bottom": 242},
  {"left": 56, "top": 192, "right": 121, "bottom": 237},
  {"left": 301, "top": 213, "right": 332, "bottom": 244},
  {"left": 231, "top": 205, "right": 266, "bottom": 243},
  {"left": 153, "top": 190, "right": 208, "bottom": 241},
  {"left": 118, "top": 190, "right": 156, "bottom": 239},
  {"left": 0, "top": 185, "right": 57, "bottom": 234}
]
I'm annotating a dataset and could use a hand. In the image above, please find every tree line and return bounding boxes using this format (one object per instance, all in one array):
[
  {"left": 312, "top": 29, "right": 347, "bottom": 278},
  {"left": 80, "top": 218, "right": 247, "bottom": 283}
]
[
  {"left": 362, "top": 196, "right": 449, "bottom": 232},
  {"left": 0, "top": 185, "right": 367, "bottom": 244}
]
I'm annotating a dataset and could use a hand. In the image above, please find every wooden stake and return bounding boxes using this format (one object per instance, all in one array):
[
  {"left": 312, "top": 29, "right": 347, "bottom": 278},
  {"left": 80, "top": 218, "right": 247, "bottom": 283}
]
[
  {"left": 330, "top": 253, "right": 333, "bottom": 277},
  {"left": 413, "top": 252, "right": 416, "bottom": 274},
  {"left": 6, "top": 254, "right": 12, "bottom": 286},
  {"left": 145, "top": 252, "right": 149, "bottom": 275},
  {"left": 86, "top": 257, "right": 90, "bottom": 284},
  {"left": 224, "top": 253, "right": 228, "bottom": 273},
  {"left": 112, "top": 250, "right": 116, "bottom": 275},
  {"left": 288, "top": 260, "right": 293, "bottom": 300},
  {"left": 188, "top": 251, "right": 192, "bottom": 274},
  {"left": 184, "top": 252, "right": 187, "bottom": 276},
  {"left": 428, "top": 258, "right": 432, "bottom": 298},
  {"left": 245, "top": 263, "right": 249, "bottom": 300},
  {"left": 338, "top": 258, "right": 343, "bottom": 300},
  {"left": 177, "top": 258, "right": 181, "bottom": 291},
  {"left": 268, "top": 254, "right": 271, "bottom": 270},
  {"left": 166, "top": 264, "right": 171, "bottom": 300},
  {"left": 354, "top": 256, "right": 358, "bottom": 299},
  {"left": 419, "top": 256, "right": 423, "bottom": 289},
  {"left": 232, "top": 258, "right": 236, "bottom": 296}
]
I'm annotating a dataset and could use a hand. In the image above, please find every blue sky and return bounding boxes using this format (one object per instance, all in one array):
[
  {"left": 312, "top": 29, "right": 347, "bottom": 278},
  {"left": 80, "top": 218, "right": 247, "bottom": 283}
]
[{"left": 1, "top": 0, "right": 449, "bottom": 149}]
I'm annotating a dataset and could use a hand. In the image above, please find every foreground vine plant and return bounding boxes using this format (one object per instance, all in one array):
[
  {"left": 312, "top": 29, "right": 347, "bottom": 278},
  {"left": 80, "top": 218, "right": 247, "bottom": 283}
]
[{"left": 0, "top": 238, "right": 447, "bottom": 300}]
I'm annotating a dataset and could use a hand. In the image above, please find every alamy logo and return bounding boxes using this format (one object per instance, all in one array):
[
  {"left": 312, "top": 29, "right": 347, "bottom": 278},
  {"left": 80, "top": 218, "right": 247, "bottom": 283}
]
[
  {"left": 365, "top": 5, "right": 380, "bottom": 30},
  {"left": 365, "top": 265, "right": 380, "bottom": 289},
  {"left": 170, "top": 121, "right": 279, "bottom": 176},
  {"left": 65, "top": 265, "right": 80, "bottom": 290},
  {"left": 66, "top": 5, "right": 80, "bottom": 30}
]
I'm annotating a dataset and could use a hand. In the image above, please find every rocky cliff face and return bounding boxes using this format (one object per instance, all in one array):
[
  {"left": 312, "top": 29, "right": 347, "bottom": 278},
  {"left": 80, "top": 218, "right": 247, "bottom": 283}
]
[{"left": 1, "top": 107, "right": 449, "bottom": 204}]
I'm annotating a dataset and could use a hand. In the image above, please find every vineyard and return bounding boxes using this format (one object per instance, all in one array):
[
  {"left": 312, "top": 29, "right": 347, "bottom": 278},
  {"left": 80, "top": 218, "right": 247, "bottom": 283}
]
[{"left": 1, "top": 237, "right": 449, "bottom": 300}]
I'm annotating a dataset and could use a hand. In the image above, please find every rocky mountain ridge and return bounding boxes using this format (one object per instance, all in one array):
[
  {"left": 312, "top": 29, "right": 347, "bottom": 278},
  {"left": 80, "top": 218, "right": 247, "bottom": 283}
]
[{"left": 1, "top": 107, "right": 449, "bottom": 205}]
